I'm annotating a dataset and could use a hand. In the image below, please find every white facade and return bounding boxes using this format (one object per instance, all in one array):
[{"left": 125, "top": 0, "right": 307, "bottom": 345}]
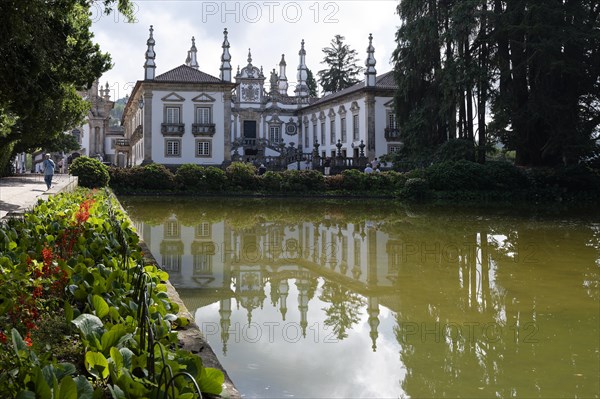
[{"left": 118, "top": 27, "right": 400, "bottom": 169}]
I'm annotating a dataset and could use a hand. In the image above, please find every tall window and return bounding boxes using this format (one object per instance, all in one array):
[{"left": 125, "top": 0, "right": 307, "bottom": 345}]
[
  {"left": 387, "top": 112, "right": 397, "bottom": 129},
  {"left": 165, "top": 221, "right": 180, "bottom": 238},
  {"left": 321, "top": 122, "right": 326, "bottom": 145},
  {"left": 313, "top": 123, "right": 317, "bottom": 143},
  {"left": 166, "top": 106, "right": 180, "bottom": 124},
  {"left": 269, "top": 125, "right": 281, "bottom": 143},
  {"left": 304, "top": 125, "right": 309, "bottom": 147},
  {"left": 341, "top": 117, "right": 347, "bottom": 141},
  {"left": 352, "top": 114, "right": 359, "bottom": 140},
  {"left": 165, "top": 139, "right": 181, "bottom": 157},
  {"left": 330, "top": 119, "right": 336, "bottom": 143},
  {"left": 196, "top": 140, "right": 211, "bottom": 157},
  {"left": 196, "top": 107, "right": 212, "bottom": 124}
]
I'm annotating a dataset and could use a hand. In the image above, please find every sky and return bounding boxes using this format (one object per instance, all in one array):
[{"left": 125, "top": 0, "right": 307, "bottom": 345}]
[{"left": 90, "top": 0, "right": 401, "bottom": 101}]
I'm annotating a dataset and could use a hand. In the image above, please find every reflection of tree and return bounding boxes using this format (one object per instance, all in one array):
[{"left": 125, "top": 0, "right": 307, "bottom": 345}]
[{"left": 319, "top": 280, "right": 366, "bottom": 340}]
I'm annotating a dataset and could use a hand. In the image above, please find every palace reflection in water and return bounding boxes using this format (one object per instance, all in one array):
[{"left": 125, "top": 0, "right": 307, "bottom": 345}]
[{"left": 122, "top": 197, "right": 600, "bottom": 398}]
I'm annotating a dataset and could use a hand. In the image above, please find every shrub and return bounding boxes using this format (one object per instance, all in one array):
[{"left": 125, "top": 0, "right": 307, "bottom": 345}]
[
  {"left": 141, "top": 163, "right": 176, "bottom": 190},
  {"left": 226, "top": 162, "right": 257, "bottom": 190},
  {"left": 281, "top": 169, "right": 325, "bottom": 192},
  {"left": 260, "top": 171, "right": 284, "bottom": 191},
  {"left": 341, "top": 169, "right": 367, "bottom": 190},
  {"left": 325, "top": 174, "right": 345, "bottom": 191},
  {"left": 175, "top": 164, "right": 206, "bottom": 190},
  {"left": 483, "top": 161, "right": 528, "bottom": 190},
  {"left": 68, "top": 156, "right": 109, "bottom": 188},
  {"left": 109, "top": 166, "right": 145, "bottom": 190},
  {"left": 400, "top": 178, "right": 430, "bottom": 200},
  {"left": 204, "top": 166, "right": 227, "bottom": 191},
  {"left": 425, "top": 160, "right": 489, "bottom": 191}
]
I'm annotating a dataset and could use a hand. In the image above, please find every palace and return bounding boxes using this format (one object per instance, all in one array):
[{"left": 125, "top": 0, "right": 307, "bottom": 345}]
[{"left": 86, "top": 26, "right": 400, "bottom": 169}]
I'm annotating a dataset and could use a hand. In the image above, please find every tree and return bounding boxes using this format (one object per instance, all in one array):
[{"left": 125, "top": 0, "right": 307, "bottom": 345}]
[
  {"left": 306, "top": 68, "right": 319, "bottom": 97},
  {"left": 317, "top": 35, "right": 364, "bottom": 94},
  {"left": 0, "top": 0, "right": 133, "bottom": 174},
  {"left": 392, "top": 0, "right": 600, "bottom": 167}
]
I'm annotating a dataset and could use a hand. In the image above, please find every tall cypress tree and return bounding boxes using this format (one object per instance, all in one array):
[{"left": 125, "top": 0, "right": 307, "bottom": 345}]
[{"left": 317, "top": 35, "right": 364, "bottom": 94}]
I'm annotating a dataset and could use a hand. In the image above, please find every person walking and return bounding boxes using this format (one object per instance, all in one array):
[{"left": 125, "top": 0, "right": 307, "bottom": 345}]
[{"left": 42, "top": 154, "right": 55, "bottom": 190}]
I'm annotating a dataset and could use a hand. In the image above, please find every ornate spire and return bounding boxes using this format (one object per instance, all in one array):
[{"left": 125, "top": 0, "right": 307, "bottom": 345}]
[
  {"left": 365, "top": 33, "right": 377, "bottom": 87},
  {"left": 295, "top": 39, "right": 309, "bottom": 99},
  {"left": 278, "top": 54, "right": 288, "bottom": 96},
  {"left": 144, "top": 25, "right": 156, "bottom": 80},
  {"left": 220, "top": 28, "right": 232, "bottom": 82},
  {"left": 185, "top": 36, "right": 199, "bottom": 69},
  {"left": 247, "top": 48, "right": 252, "bottom": 65}
]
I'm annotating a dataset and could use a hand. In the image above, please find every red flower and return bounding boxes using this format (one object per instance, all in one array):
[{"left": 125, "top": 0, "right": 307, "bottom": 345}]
[
  {"left": 0, "top": 331, "right": 7, "bottom": 344},
  {"left": 24, "top": 333, "right": 33, "bottom": 347}
]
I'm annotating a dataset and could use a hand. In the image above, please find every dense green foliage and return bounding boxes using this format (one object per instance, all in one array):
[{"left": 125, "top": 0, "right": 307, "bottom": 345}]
[
  {"left": 68, "top": 156, "right": 110, "bottom": 188},
  {"left": 393, "top": 0, "right": 599, "bottom": 167},
  {"left": 108, "top": 161, "right": 600, "bottom": 202},
  {"left": 0, "top": 189, "right": 223, "bottom": 397},
  {"left": 0, "top": 0, "right": 133, "bottom": 175},
  {"left": 318, "top": 35, "right": 364, "bottom": 93}
]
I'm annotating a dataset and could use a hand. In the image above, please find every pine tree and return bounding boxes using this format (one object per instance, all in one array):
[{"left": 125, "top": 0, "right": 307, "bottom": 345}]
[
  {"left": 306, "top": 68, "right": 318, "bottom": 97},
  {"left": 317, "top": 35, "right": 363, "bottom": 94}
]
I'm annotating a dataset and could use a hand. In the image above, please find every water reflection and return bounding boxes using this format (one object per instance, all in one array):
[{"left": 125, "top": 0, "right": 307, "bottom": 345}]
[{"left": 122, "top": 197, "right": 600, "bottom": 398}]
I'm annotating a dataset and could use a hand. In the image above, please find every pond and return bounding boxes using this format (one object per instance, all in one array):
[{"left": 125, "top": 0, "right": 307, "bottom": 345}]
[{"left": 120, "top": 197, "right": 600, "bottom": 398}]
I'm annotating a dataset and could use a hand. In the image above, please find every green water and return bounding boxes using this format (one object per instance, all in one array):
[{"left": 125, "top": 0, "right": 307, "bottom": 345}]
[{"left": 121, "top": 197, "right": 600, "bottom": 398}]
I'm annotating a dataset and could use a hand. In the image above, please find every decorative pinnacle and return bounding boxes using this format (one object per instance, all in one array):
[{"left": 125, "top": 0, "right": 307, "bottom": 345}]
[{"left": 247, "top": 48, "right": 252, "bottom": 64}]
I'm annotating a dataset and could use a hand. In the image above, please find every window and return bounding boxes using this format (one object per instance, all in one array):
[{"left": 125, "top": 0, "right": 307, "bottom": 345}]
[
  {"left": 196, "top": 107, "right": 212, "bottom": 124},
  {"left": 387, "top": 112, "right": 397, "bottom": 129},
  {"left": 165, "top": 221, "right": 180, "bottom": 238},
  {"left": 162, "top": 254, "right": 181, "bottom": 272},
  {"left": 352, "top": 114, "right": 359, "bottom": 140},
  {"left": 166, "top": 106, "right": 180, "bottom": 124},
  {"left": 195, "top": 222, "right": 211, "bottom": 238},
  {"left": 321, "top": 122, "right": 325, "bottom": 145},
  {"left": 111, "top": 139, "right": 116, "bottom": 149},
  {"left": 389, "top": 144, "right": 402, "bottom": 153},
  {"left": 165, "top": 139, "right": 181, "bottom": 157},
  {"left": 304, "top": 125, "right": 309, "bottom": 147},
  {"left": 269, "top": 125, "right": 281, "bottom": 143},
  {"left": 313, "top": 123, "right": 317, "bottom": 143},
  {"left": 341, "top": 117, "right": 347, "bottom": 142},
  {"left": 196, "top": 140, "right": 211, "bottom": 157},
  {"left": 193, "top": 255, "right": 212, "bottom": 274},
  {"left": 330, "top": 119, "right": 336, "bottom": 143}
]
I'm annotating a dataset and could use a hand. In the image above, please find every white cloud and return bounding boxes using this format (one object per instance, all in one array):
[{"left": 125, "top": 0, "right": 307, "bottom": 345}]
[{"left": 91, "top": 0, "right": 400, "bottom": 100}]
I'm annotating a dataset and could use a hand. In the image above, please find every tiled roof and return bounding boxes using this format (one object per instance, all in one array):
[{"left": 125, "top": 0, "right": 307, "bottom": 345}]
[
  {"left": 308, "top": 70, "right": 397, "bottom": 107},
  {"left": 154, "top": 65, "right": 225, "bottom": 84}
]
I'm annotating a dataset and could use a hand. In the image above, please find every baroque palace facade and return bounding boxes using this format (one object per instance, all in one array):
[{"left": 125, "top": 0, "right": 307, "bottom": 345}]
[{"left": 110, "top": 26, "right": 400, "bottom": 168}]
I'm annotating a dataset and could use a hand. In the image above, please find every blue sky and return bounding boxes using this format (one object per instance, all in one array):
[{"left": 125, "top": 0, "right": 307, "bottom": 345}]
[{"left": 90, "top": 0, "right": 400, "bottom": 100}]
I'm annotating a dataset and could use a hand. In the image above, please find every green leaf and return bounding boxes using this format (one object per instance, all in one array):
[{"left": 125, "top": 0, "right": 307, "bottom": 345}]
[
  {"left": 72, "top": 313, "right": 104, "bottom": 343},
  {"left": 109, "top": 347, "right": 124, "bottom": 380},
  {"left": 32, "top": 367, "right": 52, "bottom": 398},
  {"left": 58, "top": 375, "right": 78, "bottom": 399},
  {"left": 64, "top": 301, "right": 74, "bottom": 323},
  {"left": 85, "top": 351, "right": 109, "bottom": 380},
  {"left": 101, "top": 324, "right": 127, "bottom": 354},
  {"left": 11, "top": 328, "right": 28, "bottom": 355},
  {"left": 73, "top": 375, "right": 94, "bottom": 399},
  {"left": 107, "top": 385, "right": 126, "bottom": 399},
  {"left": 15, "top": 391, "right": 36, "bottom": 399},
  {"left": 199, "top": 367, "right": 224, "bottom": 395},
  {"left": 119, "top": 348, "right": 134, "bottom": 369},
  {"left": 92, "top": 294, "right": 109, "bottom": 319},
  {"left": 8, "top": 241, "right": 17, "bottom": 250}
]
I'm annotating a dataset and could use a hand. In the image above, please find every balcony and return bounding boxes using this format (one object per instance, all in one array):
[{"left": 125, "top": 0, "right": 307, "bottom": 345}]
[
  {"left": 161, "top": 123, "right": 185, "bottom": 136},
  {"left": 192, "top": 123, "right": 216, "bottom": 137},
  {"left": 384, "top": 127, "right": 401, "bottom": 141},
  {"left": 115, "top": 138, "right": 130, "bottom": 148}
]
